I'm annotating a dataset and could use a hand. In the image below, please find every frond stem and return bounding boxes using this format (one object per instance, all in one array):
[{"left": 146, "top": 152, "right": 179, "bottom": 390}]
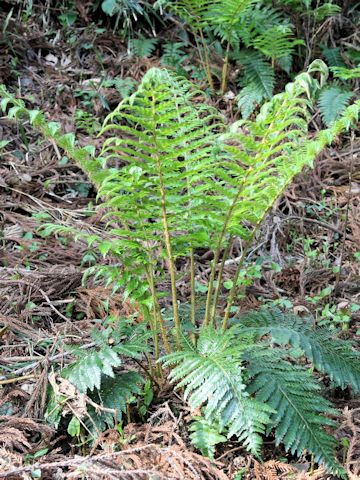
[
  {"left": 210, "top": 235, "right": 233, "bottom": 325},
  {"left": 144, "top": 265, "right": 172, "bottom": 354},
  {"left": 220, "top": 42, "right": 231, "bottom": 96},
  {"left": 150, "top": 97, "right": 181, "bottom": 347},
  {"left": 198, "top": 29, "right": 215, "bottom": 94},
  {"left": 204, "top": 187, "right": 244, "bottom": 326}
]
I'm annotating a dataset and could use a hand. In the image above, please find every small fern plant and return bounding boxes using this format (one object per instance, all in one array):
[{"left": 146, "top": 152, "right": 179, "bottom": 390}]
[
  {"left": 45, "top": 317, "right": 150, "bottom": 435},
  {"left": 1, "top": 60, "right": 360, "bottom": 474}
]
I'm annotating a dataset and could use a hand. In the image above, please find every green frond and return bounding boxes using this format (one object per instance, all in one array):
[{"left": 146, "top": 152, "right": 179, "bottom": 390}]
[
  {"left": 160, "top": 42, "right": 188, "bottom": 69},
  {"left": 189, "top": 417, "right": 226, "bottom": 458},
  {"left": 167, "top": 0, "right": 257, "bottom": 44},
  {"left": 331, "top": 66, "right": 360, "bottom": 80},
  {"left": 61, "top": 319, "right": 149, "bottom": 394},
  {"left": 161, "top": 327, "right": 272, "bottom": 455},
  {"left": 237, "top": 51, "right": 275, "bottom": 98},
  {"left": 130, "top": 36, "right": 158, "bottom": 58},
  {"left": 99, "top": 67, "right": 226, "bottom": 260},
  {"left": 318, "top": 86, "right": 354, "bottom": 126},
  {"left": 235, "top": 50, "right": 275, "bottom": 117},
  {"left": 236, "top": 3, "right": 292, "bottom": 47},
  {"left": 221, "top": 63, "right": 359, "bottom": 241},
  {"left": 165, "top": 0, "right": 214, "bottom": 31},
  {"left": 313, "top": 3, "right": 341, "bottom": 23},
  {"left": 236, "top": 84, "right": 266, "bottom": 119},
  {"left": 62, "top": 345, "right": 121, "bottom": 393},
  {"left": 90, "top": 371, "right": 144, "bottom": 425},
  {"left": 207, "top": 0, "right": 257, "bottom": 43},
  {"left": 321, "top": 46, "right": 345, "bottom": 67},
  {"left": 245, "top": 347, "right": 344, "bottom": 476},
  {"left": 238, "top": 308, "right": 360, "bottom": 393},
  {"left": 250, "top": 25, "right": 303, "bottom": 61},
  {"left": 0, "top": 85, "right": 106, "bottom": 188}
]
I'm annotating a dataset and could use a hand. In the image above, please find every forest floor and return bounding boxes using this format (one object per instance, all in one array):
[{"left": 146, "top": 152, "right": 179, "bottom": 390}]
[{"left": 0, "top": 3, "right": 360, "bottom": 480}]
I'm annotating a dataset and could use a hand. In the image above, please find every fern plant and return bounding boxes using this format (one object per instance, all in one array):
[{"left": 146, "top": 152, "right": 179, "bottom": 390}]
[
  {"left": 162, "top": 0, "right": 301, "bottom": 101},
  {"left": 1, "top": 61, "right": 360, "bottom": 473},
  {"left": 45, "top": 317, "right": 149, "bottom": 434}
]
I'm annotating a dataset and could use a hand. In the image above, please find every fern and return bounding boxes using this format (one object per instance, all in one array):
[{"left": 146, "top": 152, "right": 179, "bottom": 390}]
[
  {"left": 236, "top": 83, "right": 266, "bottom": 119},
  {"left": 313, "top": 3, "right": 341, "bottom": 23},
  {"left": 2, "top": 64, "right": 360, "bottom": 476},
  {"left": 235, "top": 50, "right": 275, "bottom": 117},
  {"left": 90, "top": 371, "right": 144, "bottom": 427},
  {"left": 62, "top": 345, "right": 120, "bottom": 393},
  {"left": 238, "top": 308, "right": 360, "bottom": 393},
  {"left": 318, "top": 86, "right": 354, "bottom": 126},
  {"left": 331, "top": 66, "right": 360, "bottom": 80},
  {"left": 161, "top": 327, "right": 273, "bottom": 455},
  {"left": 189, "top": 417, "right": 226, "bottom": 458},
  {"left": 236, "top": 3, "right": 292, "bottom": 47},
  {"left": 206, "top": 0, "right": 257, "bottom": 44},
  {"left": 237, "top": 51, "right": 274, "bottom": 98},
  {"left": 160, "top": 41, "right": 188, "bottom": 69},
  {"left": 113, "top": 77, "right": 137, "bottom": 98},
  {"left": 161, "top": 319, "right": 350, "bottom": 476},
  {"left": 61, "top": 319, "right": 149, "bottom": 393},
  {"left": 1, "top": 63, "right": 359, "bottom": 333},
  {"left": 130, "top": 36, "right": 158, "bottom": 58},
  {"left": 245, "top": 347, "right": 343, "bottom": 476},
  {"left": 250, "top": 25, "right": 303, "bottom": 62},
  {"left": 165, "top": 0, "right": 214, "bottom": 32},
  {"left": 321, "top": 46, "right": 345, "bottom": 67}
]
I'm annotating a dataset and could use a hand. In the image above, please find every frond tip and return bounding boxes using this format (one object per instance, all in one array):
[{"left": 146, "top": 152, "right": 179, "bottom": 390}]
[
  {"left": 246, "top": 347, "right": 344, "bottom": 476},
  {"left": 238, "top": 308, "right": 360, "bottom": 393},
  {"left": 318, "top": 86, "right": 353, "bottom": 126}
]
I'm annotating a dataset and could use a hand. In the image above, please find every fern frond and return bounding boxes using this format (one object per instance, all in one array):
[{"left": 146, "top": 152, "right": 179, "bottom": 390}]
[
  {"left": 313, "top": 3, "right": 341, "bottom": 22},
  {"left": 331, "top": 66, "right": 360, "bottom": 80},
  {"left": 236, "top": 3, "right": 292, "bottom": 47},
  {"left": 130, "top": 36, "right": 158, "bottom": 58},
  {"left": 99, "top": 67, "right": 226, "bottom": 260},
  {"left": 207, "top": 0, "right": 257, "bottom": 44},
  {"left": 237, "top": 51, "right": 275, "bottom": 98},
  {"left": 220, "top": 63, "right": 360, "bottom": 245},
  {"left": 236, "top": 84, "right": 266, "bottom": 119},
  {"left": 235, "top": 50, "right": 275, "bottom": 117},
  {"left": 245, "top": 347, "right": 344, "bottom": 476},
  {"left": 189, "top": 417, "right": 226, "bottom": 458},
  {"left": 168, "top": 0, "right": 256, "bottom": 41},
  {"left": 161, "top": 327, "right": 272, "bottom": 455},
  {"left": 0, "top": 86, "right": 106, "bottom": 189},
  {"left": 62, "top": 345, "right": 121, "bottom": 393},
  {"left": 160, "top": 42, "right": 188, "bottom": 69},
  {"left": 318, "top": 86, "right": 353, "bottom": 126},
  {"left": 238, "top": 308, "right": 360, "bottom": 393},
  {"left": 250, "top": 25, "right": 303, "bottom": 61},
  {"left": 165, "top": 0, "right": 213, "bottom": 31},
  {"left": 91, "top": 371, "right": 144, "bottom": 424},
  {"left": 321, "top": 46, "right": 345, "bottom": 67}
]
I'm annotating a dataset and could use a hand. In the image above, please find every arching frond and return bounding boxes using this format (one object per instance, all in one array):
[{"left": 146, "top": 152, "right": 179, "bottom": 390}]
[
  {"left": 318, "top": 86, "right": 354, "bottom": 126},
  {"left": 238, "top": 308, "right": 360, "bottom": 393},
  {"left": 245, "top": 347, "right": 344, "bottom": 477}
]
